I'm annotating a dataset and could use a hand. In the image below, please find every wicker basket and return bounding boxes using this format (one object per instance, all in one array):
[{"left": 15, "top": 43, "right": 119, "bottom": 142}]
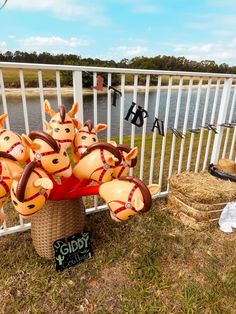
[{"left": 31, "top": 198, "right": 85, "bottom": 259}]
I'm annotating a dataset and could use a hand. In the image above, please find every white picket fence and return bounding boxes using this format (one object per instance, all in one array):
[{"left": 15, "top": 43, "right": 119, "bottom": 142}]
[{"left": 0, "top": 61, "right": 236, "bottom": 236}]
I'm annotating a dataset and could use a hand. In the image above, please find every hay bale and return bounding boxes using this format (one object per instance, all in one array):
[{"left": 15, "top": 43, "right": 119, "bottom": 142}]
[
  {"left": 168, "top": 193, "right": 224, "bottom": 221},
  {"left": 169, "top": 171, "right": 236, "bottom": 204},
  {"left": 168, "top": 207, "right": 217, "bottom": 230},
  {"left": 167, "top": 171, "right": 236, "bottom": 229}
]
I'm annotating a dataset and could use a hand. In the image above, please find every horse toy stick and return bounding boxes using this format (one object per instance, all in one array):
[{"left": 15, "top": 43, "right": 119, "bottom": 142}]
[
  {"left": 72, "top": 120, "right": 107, "bottom": 162},
  {"left": 0, "top": 113, "right": 29, "bottom": 163},
  {"left": 43, "top": 99, "right": 79, "bottom": 150}
]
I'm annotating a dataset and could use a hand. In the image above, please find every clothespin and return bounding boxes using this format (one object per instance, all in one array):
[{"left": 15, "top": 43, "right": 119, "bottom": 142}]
[
  {"left": 202, "top": 124, "right": 218, "bottom": 134},
  {"left": 188, "top": 128, "right": 201, "bottom": 134},
  {"left": 92, "top": 75, "right": 104, "bottom": 91},
  {"left": 219, "top": 122, "right": 234, "bottom": 128},
  {"left": 170, "top": 128, "right": 185, "bottom": 139}
]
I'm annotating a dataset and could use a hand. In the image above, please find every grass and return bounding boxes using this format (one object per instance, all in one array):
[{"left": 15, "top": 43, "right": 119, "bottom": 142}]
[
  {"left": 1, "top": 129, "right": 236, "bottom": 313},
  {"left": 1, "top": 68, "right": 223, "bottom": 88}
]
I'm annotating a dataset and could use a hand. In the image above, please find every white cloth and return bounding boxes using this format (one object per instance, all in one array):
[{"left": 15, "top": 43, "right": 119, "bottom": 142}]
[{"left": 219, "top": 202, "right": 236, "bottom": 233}]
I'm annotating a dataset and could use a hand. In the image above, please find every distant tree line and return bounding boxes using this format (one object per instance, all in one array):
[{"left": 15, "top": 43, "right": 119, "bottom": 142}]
[{"left": 1, "top": 50, "right": 236, "bottom": 87}]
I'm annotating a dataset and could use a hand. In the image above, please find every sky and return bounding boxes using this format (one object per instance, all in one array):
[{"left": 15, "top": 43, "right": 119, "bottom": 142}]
[{"left": 0, "top": 0, "right": 236, "bottom": 65}]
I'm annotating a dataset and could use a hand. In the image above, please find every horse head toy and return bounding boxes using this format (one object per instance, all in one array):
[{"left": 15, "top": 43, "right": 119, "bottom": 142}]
[
  {"left": 22, "top": 131, "right": 72, "bottom": 178},
  {"left": 72, "top": 120, "right": 107, "bottom": 162},
  {"left": 99, "top": 176, "right": 160, "bottom": 222},
  {"left": 10, "top": 161, "right": 53, "bottom": 218},
  {"left": 0, "top": 152, "right": 23, "bottom": 208},
  {"left": 0, "top": 113, "right": 29, "bottom": 163},
  {"left": 43, "top": 99, "right": 78, "bottom": 150},
  {"left": 110, "top": 143, "right": 138, "bottom": 178},
  {"left": 73, "top": 142, "right": 122, "bottom": 183}
]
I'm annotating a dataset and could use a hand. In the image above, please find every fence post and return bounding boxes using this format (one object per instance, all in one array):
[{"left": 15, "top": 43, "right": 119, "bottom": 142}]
[
  {"left": 73, "top": 70, "right": 84, "bottom": 124},
  {"left": 211, "top": 77, "right": 233, "bottom": 164}
]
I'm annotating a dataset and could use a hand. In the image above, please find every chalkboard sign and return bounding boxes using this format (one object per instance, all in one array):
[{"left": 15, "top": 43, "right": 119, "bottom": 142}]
[{"left": 53, "top": 232, "right": 92, "bottom": 272}]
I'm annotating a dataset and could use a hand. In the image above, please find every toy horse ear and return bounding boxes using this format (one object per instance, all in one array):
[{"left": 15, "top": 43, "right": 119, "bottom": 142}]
[
  {"left": 133, "top": 198, "right": 144, "bottom": 212},
  {"left": 108, "top": 141, "right": 117, "bottom": 147},
  {"left": 147, "top": 184, "right": 161, "bottom": 196},
  {"left": 68, "top": 102, "right": 78, "bottom": 117},
  {"left": 0, "top": 113, "right": 8, "bottom": 129},
  {"left": 94, "top": 124, "right": 107, "bottom": 133},
  {"left": 125, "top": 147, "right": 138, "bottom": 163},
  {"left": 43, "top": 120, "right": 53, "bottom": 135},
  {"left": 34, "top": 178, "right": 53, "bottom": 190},
  {"left": 72, "top": 118, "right": 82, "bottom": 130},
  {"left": 43, "top": 99, "right": 56, "bottom": 117},
  {"left": 107, "top": 155, "right": 119, "bottom": 164},
  {"left": 71, "top": 143, "right": 80, "bottom": 163},
  {"left": 22, "top": 134, "right": 41, "bottom": 150}
]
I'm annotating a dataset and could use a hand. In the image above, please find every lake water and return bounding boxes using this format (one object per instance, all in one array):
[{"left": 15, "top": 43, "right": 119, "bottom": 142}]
[{"left": 1, "top": 88, "right": 235, "bottom": 137}]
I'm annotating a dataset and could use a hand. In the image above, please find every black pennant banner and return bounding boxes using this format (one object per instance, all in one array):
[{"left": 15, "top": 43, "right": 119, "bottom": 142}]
[{"left": 85, "top": 70, "right": 236, "bottom": 138}]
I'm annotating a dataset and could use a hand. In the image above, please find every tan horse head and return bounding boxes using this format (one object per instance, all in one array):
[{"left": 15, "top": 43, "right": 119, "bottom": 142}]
[
  {"left": 0, "top": 152, "right": 23, "bottom": 208},
  {"left": 43, "top": 99, "right": 79, "bottom": 150},
  {"left": 0, "top": 113, "right": 29, "bottom": 163},
  {"left": 22, "top": 131, "right": 72, "bottom": 178},
  {"left": 99, "top": 176, "right": 160, "bottom": 222},
  {"left": 73, "top": 142, "right": 122, "bottom": 183},
  {"left": 110, "top": 144, "right": 138, "bottom": 178},
  {"left": 10, "top": 161, "right": 53, "bottom": 218},
  {"left": 72, "top": 120, "right": 107, "bottom": 163}
]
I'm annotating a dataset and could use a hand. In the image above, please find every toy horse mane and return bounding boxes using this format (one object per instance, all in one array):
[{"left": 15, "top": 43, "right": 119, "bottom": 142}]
[
  {"left": 59, "top": 105, "right": 66, "bottom": 123},
  {"left": 119, "top": 176, "right": 152, "bottom": 212},
  {"left": 80, "top": 142, "right": 122, "bottom": 166},
  {"left": 117, "top": 144, "right": 138, "bottom": 167},
  {"left": 29, "top": 131, "right": 60, "bottom": 153},
  {"left": 0, "top": 151, "right": 17, "bottom": 161},
  {"left": 16, "top": 161, "right": 38, "bottom": 202},
  {"left": 84, "top": 120, "right": 93, "bottom": 132}
]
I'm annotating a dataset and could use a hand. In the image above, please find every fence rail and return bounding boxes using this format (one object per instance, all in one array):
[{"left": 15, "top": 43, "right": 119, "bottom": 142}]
[{"left": 0, "top": 62, "right": 236, "bottom": 236}]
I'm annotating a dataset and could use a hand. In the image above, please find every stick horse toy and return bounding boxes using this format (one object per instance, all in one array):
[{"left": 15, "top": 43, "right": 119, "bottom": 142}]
[
  {"left": 72, "top": 120, "right": 107, "bottom": 163},
  {"left": 99, "top": 176, "right": 160, "bottom": 222},
  {"left": 43, "top": 100, "right": 78, "bottom": 150},
  {"left": 22, "top": 131, "right": 72, "bottom": 178},
  {"left": 0, "top": 113, "right": 29, "bottom": 163},
  {"left": 0, "top": 152, "right": 23, "bottom": 224},
  {"left": 10, "top": 161, "right": 53, "bottom": 218}
]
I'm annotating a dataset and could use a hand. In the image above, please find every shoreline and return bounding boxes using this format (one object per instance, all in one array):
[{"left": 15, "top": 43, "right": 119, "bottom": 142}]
[{"left": 1, "top": 84, "right": 218, "bottom": 98}]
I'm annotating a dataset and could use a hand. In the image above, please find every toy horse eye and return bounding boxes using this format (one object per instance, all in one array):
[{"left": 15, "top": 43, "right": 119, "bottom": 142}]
[
  {"left": 13, "top": 200, "right": 18, "bottom": 206},
  {"left": 92, "top": 137, "right": 96, "bottom": 142},
  {"left": 27, "top": 204, "right": 35, "bottom": 209},
  {"left": 52, "top": 158, "right": 59, "bottom": 164},
  {"left": 4, "top": 136, "right": 10, "bottom": 141},
  {"left": 81, "top": 136, "right": 87, "bottom": 140},
  {"left": 54, "top": 128, "right": 60, "bottom": 132},
  {"left": 65, "top": 128, "right": 70, "bottom": 133},
  {"left": 63, "top": 151, "right": 67, "bottom": 157}
]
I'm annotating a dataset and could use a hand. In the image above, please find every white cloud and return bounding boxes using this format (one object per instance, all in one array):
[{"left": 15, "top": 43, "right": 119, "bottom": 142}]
[
  {"left": 172, "top": 39, "right": 236, "bottom": 64},
  {"left": 110, "top": 45, "right": 149, "bottom": 58},
  {"left": 18, "top": 36, "right": 90, "bottom": 53},
  {"left": 5, "top": 0, "right": 108, "bottom": 25}
]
